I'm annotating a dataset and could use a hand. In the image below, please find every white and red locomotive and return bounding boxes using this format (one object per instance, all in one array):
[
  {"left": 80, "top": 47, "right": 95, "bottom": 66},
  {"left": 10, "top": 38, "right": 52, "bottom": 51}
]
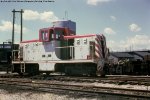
[{"left": 12, "top": 20, "right": 109, "bottom": 76}]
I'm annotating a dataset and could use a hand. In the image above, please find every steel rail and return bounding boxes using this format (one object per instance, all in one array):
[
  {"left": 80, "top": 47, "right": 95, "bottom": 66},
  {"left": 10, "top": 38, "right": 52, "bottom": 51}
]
[{"left": 0, "top": 78, "right": 150, "bottom": 99}]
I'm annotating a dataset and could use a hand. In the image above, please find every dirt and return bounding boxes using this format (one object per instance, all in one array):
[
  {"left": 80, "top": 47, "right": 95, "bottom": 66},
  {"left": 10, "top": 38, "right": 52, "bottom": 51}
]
[{"left": 0, "top": 85, "right": 98, "bottom": 100}]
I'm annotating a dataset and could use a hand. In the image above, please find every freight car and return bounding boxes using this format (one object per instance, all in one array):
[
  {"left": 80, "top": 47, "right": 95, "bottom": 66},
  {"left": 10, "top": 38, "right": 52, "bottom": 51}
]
[
  {"left": 0, "top": 43, "right": 18, "bottom": 71},
  {"left": 11, "top": 20, "right": 109, "bottom": 76},
  {"left": 108, "top": 52, "right": 150, "bottom": 75}
]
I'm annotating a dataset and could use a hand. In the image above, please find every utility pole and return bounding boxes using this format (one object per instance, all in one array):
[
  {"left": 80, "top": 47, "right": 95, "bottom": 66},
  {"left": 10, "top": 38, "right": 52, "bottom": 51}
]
[
  {"left": 20, "top": 9, "right": 23, "bottom": 42},
  {"left": 12, "top": 9, "right": 15, "bottom": 52},
  {"left": 12, "top": 9, "right": 24, "bottom": 50},
  {"left": 11, "top": 9, "right": 24, "bottom": 62}
]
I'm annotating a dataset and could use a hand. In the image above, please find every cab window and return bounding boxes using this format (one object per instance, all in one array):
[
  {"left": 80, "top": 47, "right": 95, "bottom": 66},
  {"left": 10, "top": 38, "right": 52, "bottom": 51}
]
[
  {"left": 41, "top": 30, "right": 49, "bottom": 41},
  {"left": 55, "top": 29, "right": 63, "bottom": 40},
  {"left": 50, "top": 29, "right": 54, "bottom": 40}
]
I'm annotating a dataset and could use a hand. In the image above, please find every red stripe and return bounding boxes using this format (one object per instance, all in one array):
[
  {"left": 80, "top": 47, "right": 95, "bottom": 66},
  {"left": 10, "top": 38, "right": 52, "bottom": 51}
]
[
  {"left": 95, "top": 49, "right": 102, "bottom": 59},
  {"left": 95, "top": 49, "right": 100, "bottom": 54},
  {"left": 95, "top": 36, "right": 102, "bottom": 59},
  {"left": 95, "top": 55, "right": 99, "bottom": 58},
  {"left": 21, "top": 39, "right": 40, "bottom": 43},
  {"left": 64, "top": 34, "right": 96, "bottom": 40},
  {"left": 95, "top": 43, "right": 101, "bottom": 52},
  {"left": 95, "top": 38, "right": 100, "bottom": 43},
  {"left": 97, "top": 35, "right": 102, "bottom": 40}
]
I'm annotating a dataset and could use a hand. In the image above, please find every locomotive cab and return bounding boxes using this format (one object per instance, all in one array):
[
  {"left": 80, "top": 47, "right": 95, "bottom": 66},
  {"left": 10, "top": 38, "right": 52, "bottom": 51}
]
[
  {"left": 39, "top": 27, "right": 75, "bottom": 60},
  {"left": 39, "top": 27, "right": 75, "bottom": 42}
]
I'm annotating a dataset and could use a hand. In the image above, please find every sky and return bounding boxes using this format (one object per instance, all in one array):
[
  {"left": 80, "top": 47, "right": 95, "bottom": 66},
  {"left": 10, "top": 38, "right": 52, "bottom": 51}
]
[{"left": 0, "top": 0, "right": 150, "bottom": 51}]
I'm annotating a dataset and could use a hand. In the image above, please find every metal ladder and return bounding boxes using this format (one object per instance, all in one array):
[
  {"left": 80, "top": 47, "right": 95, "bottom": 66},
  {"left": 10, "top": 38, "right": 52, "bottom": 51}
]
[{"left": 20, "top": 63, "right": 25, "bottom": 73}]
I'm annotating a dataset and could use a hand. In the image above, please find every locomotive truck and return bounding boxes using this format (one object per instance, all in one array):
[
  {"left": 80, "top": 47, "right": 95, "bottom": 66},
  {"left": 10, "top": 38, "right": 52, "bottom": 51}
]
[{"left": 12, "top": 20, "right": 109, "bottom": 76}]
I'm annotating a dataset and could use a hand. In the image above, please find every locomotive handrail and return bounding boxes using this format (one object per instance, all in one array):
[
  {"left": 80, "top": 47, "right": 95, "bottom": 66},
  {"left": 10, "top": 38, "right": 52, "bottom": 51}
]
[
  {"left": 12, "top": 50, "right": 19, "bottom": 61},
  {"left": 55, "top": 45, "right": 93, "bottom": 48},
  {"left": 12, "top": 50, "right": 19, "bottom": 51},
  {"left": 55, "top": 45, "right": 95, "bottom": 60},
  {"left": 12, "top": 45, "right": 95, "bottom": 61}
]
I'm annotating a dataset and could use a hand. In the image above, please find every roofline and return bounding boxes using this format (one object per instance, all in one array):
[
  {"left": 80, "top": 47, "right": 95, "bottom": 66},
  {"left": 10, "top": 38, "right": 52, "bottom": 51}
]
[{"left": 21, "top": 39, "right": 40, "bottom": 43}]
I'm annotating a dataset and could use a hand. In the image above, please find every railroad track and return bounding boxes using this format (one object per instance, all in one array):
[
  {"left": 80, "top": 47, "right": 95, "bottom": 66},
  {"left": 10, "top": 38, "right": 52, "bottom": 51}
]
[
  {"left": 0, "top": 78, "right": 150, "bottom": 99},
  {"left": 1, "top": 73, "right": 150, "bottom": 86},
  {"left": 30, "top": 75, "right": 150, "bottom": 86}
]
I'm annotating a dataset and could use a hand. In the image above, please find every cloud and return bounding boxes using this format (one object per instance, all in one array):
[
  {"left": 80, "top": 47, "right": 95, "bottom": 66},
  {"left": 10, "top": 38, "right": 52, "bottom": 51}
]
[
  {"left": 40, "top": 11, "right": 59, "bottom": 22},
  {"left": 0, "top": 20, "right": 28, "bottom": 33},
  {"left": 107, "top": 40, "right": 118, "bottom": 51},
  {"left": 129, "top": 23, "right": 141, "bottom": 32},
  {"left": 110, "top": 16, "right": 116, "bottom": 21},
  {"left": 122, "top": 34, "right": 150, "bottom": 50},
  {"left": 24, "top": 10, "right": 59, "bottom": 22},
  {"left": 87, "top": 0, "right": 112, "bottom": 6},
  {"left": 104, "top": 27, "right": 116, "bottom": 35},
  {"left": 23, "top": 10, "right": 39, "bottom": 20},
  {"left": 107, "top": 34, "right": 150, "bottom": 51},
  {"left": 0, "top": 20, "right": 12, "bottom": 31}
]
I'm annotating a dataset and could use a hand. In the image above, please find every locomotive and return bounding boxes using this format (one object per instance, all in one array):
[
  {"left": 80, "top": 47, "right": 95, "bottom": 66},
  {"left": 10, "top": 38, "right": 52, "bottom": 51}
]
[{"left": 12, "top": 20, "right": 109, "bottom": 76}]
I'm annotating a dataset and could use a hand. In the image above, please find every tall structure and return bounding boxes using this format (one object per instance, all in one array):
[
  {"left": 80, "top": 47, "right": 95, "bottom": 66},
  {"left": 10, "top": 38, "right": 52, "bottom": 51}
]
[
  {"left": 12, "top": 9, "right": 24, "bottom": 62},
  {"left": 12, "top": 9, "right": 24, "bottom": 49}
]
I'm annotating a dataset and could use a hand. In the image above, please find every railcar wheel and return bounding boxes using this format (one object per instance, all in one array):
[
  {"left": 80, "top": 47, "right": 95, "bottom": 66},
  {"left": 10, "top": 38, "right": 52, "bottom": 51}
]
[
  {"left": 46, "top": 72, "right": 50, "bottom": 75},
  {"left": 18, "top": 72, "right": 23, "bottom": 76}
]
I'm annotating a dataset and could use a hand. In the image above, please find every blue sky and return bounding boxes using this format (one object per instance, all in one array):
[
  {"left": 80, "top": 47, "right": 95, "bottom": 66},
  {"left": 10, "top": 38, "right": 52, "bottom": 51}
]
[{"left": 0, "top": 0, "right": 150, "bottom": 51}]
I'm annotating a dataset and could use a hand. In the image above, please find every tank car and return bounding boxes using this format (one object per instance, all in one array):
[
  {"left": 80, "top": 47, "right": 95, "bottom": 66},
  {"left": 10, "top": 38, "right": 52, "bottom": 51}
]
[{"left": 12, "top": 20, "right": 108, "bottom": 76}]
